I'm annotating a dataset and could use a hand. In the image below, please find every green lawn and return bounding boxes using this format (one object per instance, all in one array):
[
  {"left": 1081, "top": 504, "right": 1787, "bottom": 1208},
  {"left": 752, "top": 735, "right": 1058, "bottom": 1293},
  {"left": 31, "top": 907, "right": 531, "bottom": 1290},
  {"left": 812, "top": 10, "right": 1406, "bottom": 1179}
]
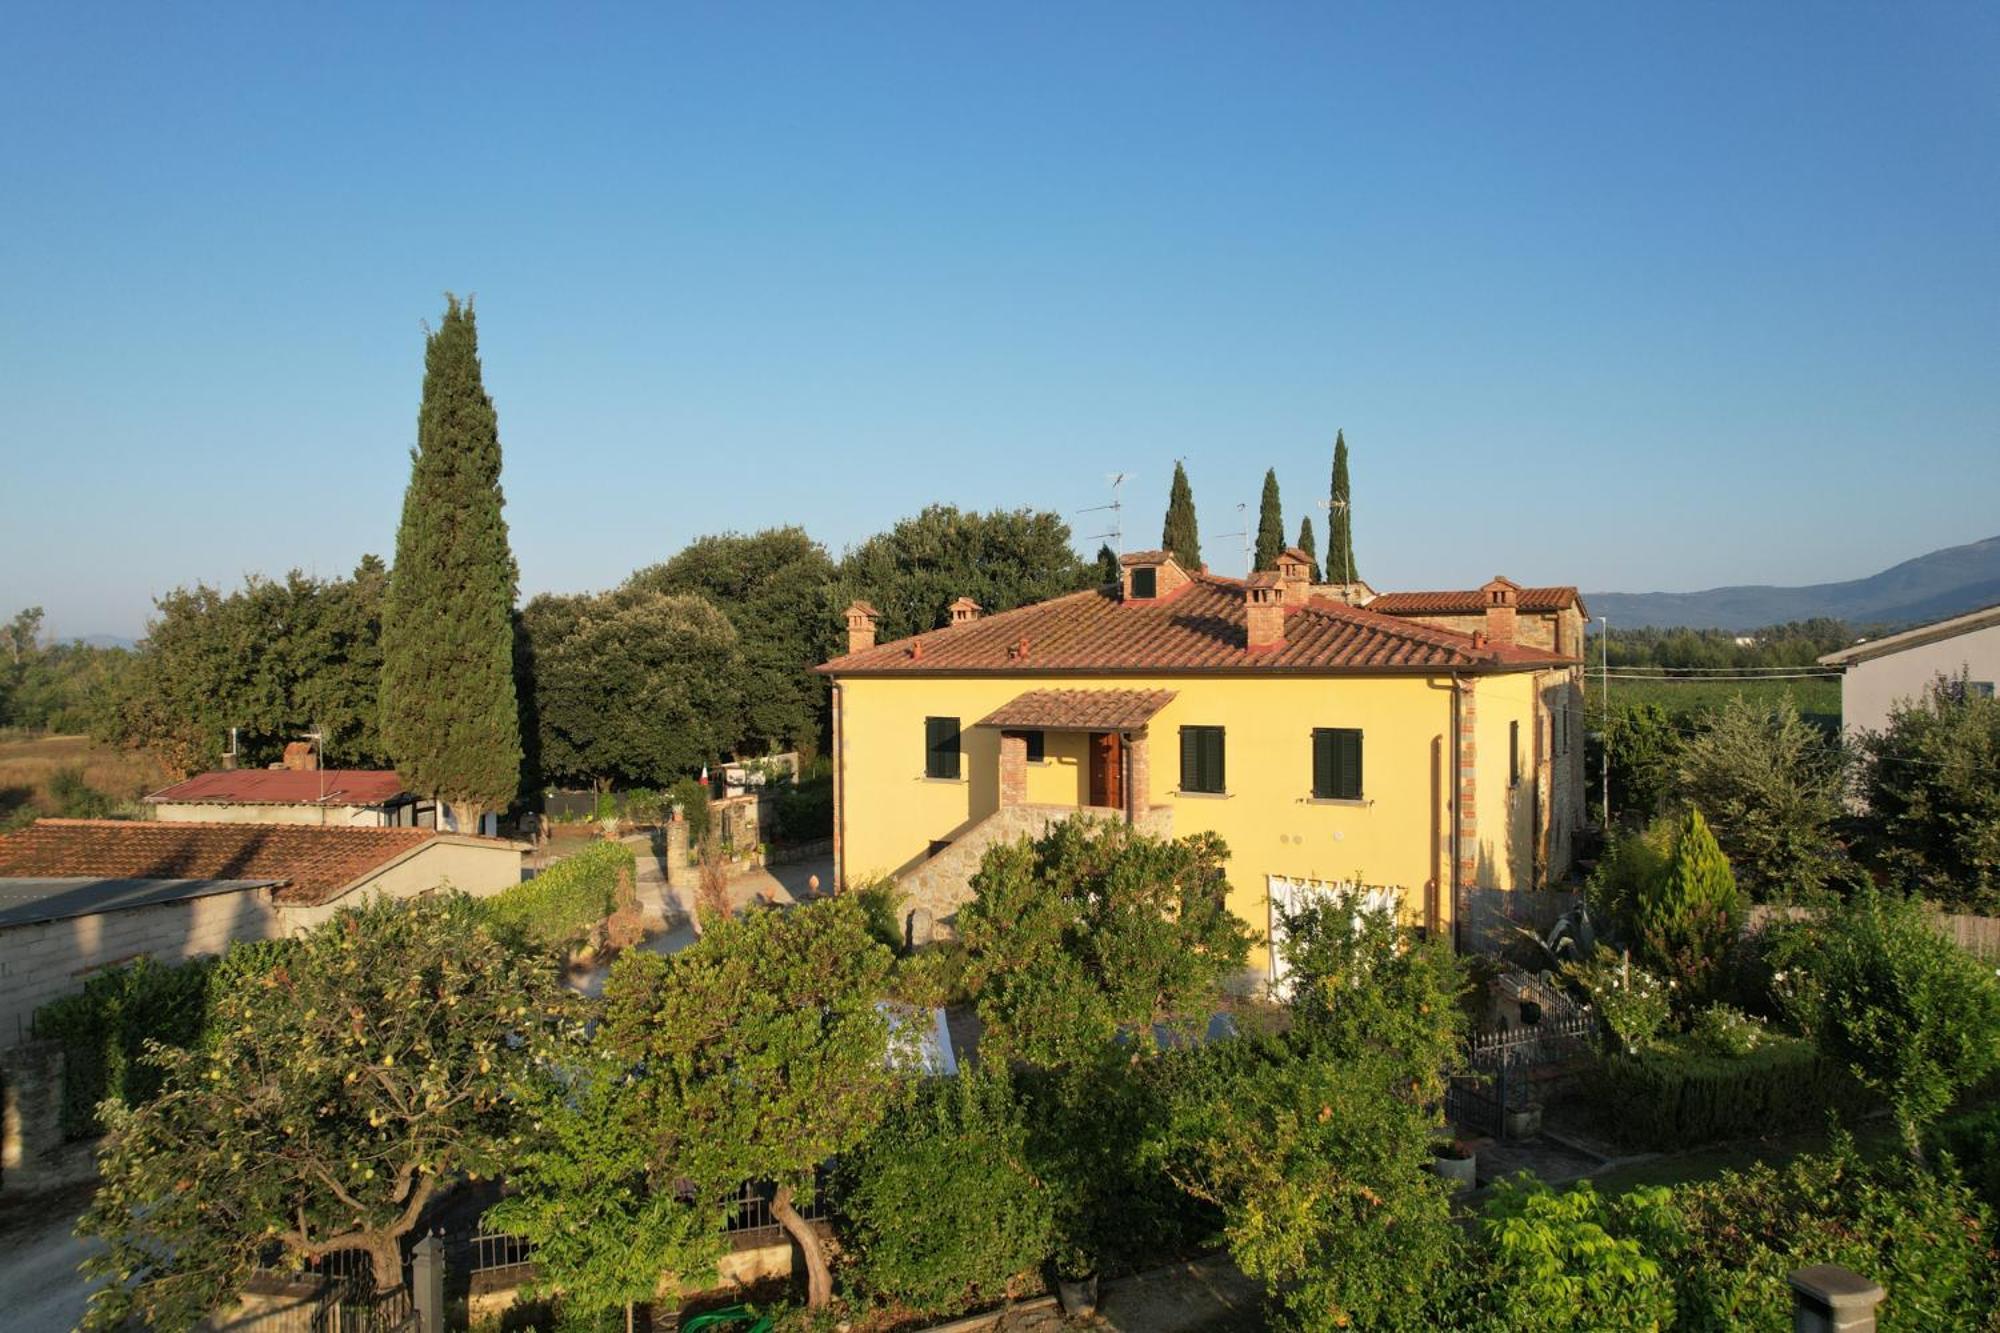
[{"left": 1596, "top": 676, "right": 1841, "bottom": 731}]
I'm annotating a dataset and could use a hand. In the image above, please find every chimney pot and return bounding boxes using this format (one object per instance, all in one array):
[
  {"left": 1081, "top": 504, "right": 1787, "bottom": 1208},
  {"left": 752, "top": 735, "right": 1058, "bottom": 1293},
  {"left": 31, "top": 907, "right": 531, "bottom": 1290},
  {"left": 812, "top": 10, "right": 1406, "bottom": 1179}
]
[
  {"left": 1245, "top": 574, "right": 1286, "bottom": 651},
  {"left": 948, "top": 597, "right": 983, "bottom": 625},
  {"left": 1481, "top": 577, "right": 1519, "bottom": 646},
  {"left": 282, "top": 740, "right": 318, "bottom": 772},
  {"left": 843, "top": 600, "right": 880, "bottom": 655}
]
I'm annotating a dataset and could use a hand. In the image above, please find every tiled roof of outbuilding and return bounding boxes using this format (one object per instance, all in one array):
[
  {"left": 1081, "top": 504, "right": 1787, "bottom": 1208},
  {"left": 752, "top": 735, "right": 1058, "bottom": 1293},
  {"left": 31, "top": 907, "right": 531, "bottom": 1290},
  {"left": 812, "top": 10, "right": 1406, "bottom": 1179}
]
[
  {"left": 1367, "top": 587, "right": 1584, "bottom": 615},
  {"left": 0, "top": 819, "right": 512, "bottom": 906},
  {"left": 145, "top": 769, "right": 410, "bottom": 807},
  {"left": 818, "top": 574, "right": 1574, "bottom": 676}
]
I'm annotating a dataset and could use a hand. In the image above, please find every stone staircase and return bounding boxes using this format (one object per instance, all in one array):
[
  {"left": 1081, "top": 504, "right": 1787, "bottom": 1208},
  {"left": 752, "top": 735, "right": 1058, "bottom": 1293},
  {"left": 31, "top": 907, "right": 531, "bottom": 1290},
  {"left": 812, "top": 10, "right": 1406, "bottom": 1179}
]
[{"left": 895, "top": 802, "right": 1172, "bottom": 944}]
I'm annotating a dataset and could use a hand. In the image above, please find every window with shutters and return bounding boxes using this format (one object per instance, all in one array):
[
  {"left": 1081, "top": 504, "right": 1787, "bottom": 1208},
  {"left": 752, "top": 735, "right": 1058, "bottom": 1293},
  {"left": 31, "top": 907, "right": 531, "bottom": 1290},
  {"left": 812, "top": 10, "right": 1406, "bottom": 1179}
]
[
  {"left": 1509, "top": 720, "right": 1521, "bottom": 786},
  {"left": 924, "top": 716, "right": 961, "bottom": 780},
  {"left": 1130, "top": 566, "right": 1158, "bottom": 599},
  {"left": 1311, "top": 728, "right": 1364, "bottom": 801},
  {"left": 1179, "top": 725, "right": 1226, "bottom": 794}
]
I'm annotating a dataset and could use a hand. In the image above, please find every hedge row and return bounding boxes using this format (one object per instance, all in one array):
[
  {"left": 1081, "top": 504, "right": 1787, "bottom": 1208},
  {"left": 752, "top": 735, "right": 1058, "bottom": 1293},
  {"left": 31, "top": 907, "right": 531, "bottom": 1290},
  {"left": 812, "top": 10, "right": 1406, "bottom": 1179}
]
[
  {"left": 1591, "top": 1034, "right": 1873, "bottom": 1150},
  {"left": 32, "top": 939, "right": 293, "bottom": 1139},
  {"left": 480, "top": 839, "right": 636, "bottom": 952}
]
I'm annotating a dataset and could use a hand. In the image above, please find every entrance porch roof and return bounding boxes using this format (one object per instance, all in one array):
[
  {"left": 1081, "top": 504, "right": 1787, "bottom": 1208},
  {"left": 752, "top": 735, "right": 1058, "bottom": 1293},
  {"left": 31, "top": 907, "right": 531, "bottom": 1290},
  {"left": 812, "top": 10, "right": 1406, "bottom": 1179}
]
[{"left": 975, "top": 688, "right": 1177, "bottom": 732}]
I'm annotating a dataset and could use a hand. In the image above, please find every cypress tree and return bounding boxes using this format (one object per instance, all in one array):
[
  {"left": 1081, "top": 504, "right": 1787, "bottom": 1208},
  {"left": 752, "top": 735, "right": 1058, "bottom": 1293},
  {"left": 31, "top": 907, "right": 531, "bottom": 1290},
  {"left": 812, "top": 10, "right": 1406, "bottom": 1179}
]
[
  {"left": 1254, "top": 469, "right": 1285, "bottom": 570},
  {"left": 1296, "top": 515, "right": 1322, "bottom": 582},
  {"left": 1161, "top": 461, "right": 1201, "bottom": 570},
  {"left": 1093, "top": 543, "right": 1120, "bottom": 586},
  {"left": 1327, "top": 429, "right": 1358, "bottom": 584},
  {"left": 380, "top": 296, "right": 523, "bottom": 832}
]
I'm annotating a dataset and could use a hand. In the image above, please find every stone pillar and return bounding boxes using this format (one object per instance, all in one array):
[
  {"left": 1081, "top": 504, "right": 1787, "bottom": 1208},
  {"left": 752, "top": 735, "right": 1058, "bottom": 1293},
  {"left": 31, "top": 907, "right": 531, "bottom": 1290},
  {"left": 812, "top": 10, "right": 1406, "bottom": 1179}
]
[
  {"left": 1789, "top": 1265, "right": 1884, "bottom": 1333},
  {"left": 663, "top": 812, "right": 692, "bottom": 893},
  {"left": 1124, "top": 730, "right": 1150, "bottom": 825},
  {"left": 999, "top": 732, "right": 1028, "bottom": 808},
  {"left": 412, "top": 1234, "right": 445, "bottom": 1331},
  {"left": 1, "top": 1039, "right": 66, "bottom": 1190},
  {"left": 1456, "top": 679, "right": 1479, "bottom": 891}
]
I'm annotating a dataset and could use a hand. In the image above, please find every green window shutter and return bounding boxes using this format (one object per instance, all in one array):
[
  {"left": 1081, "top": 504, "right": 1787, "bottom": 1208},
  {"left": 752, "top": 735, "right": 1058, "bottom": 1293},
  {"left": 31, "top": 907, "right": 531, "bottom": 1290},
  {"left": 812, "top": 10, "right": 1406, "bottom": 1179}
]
[
  {"left": 1205, "top": 727, "right": 1226, "bottom": 793},
  {"left": 1509, "top": 720, "right": 1520, "bottom": 785},
  {"left": 1181, "top": 726, "right": 1225, "bottom": 793},
  {"left": 926, "top": 717, "right": 961, "bottom": 779},
  {"left": 1180, "top": 726, "right": 1199, "bottom": 790},
  {"left": 1338, "top": 729, "right": 1363, "bottom": 800},
  {"left": 1312, "top": 729, "right": 1335, "bottom": 799},
  {"left": 1314, "top": 728, "right": 1362, "bottom": 799}
]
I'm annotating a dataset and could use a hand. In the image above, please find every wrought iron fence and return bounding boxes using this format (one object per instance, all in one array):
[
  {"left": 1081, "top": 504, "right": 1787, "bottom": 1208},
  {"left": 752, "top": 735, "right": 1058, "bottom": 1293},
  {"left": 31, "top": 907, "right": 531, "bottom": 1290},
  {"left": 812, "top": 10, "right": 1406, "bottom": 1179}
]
[{"left": 1447, "top": 1006, "right": 1600, "bottom": 1138}]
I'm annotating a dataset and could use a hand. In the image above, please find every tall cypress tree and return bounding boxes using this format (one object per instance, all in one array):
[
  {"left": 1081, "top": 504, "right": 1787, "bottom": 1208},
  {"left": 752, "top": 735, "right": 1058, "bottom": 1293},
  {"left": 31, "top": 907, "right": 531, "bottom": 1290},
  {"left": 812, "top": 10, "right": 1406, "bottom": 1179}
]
[
  {"left": 1161, "top": 461, "right": 1201, "bottom": 570},
  {"left": 1327, "top": 429, "right": 1358, "bottom": 584},
  {"left": 380, "top": 296, "right": 523, "bottom": 831},
  {"left": 1296, "top": 515, "right": 1321, "bottom": 582},
  {"left": 1093, "top": 543, "right": 1120, "bottom": 586},
  {"left": 1254, "top": 469, "right": 1285, "bottom": 570}
]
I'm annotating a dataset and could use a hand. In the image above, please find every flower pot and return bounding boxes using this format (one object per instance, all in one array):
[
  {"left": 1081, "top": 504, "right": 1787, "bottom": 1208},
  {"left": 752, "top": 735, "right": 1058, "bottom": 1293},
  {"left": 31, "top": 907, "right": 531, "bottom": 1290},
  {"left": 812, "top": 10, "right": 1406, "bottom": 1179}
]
[
  {"left": 1431, "top": 1148, "right": 1477, "bottom": 1191},
  {"left": 1057, "top": 1274, "right": 1100, "bottom": 1319},
  {"left": 1503, "top": 1105, "right": 1543, "bottom": 1139}
]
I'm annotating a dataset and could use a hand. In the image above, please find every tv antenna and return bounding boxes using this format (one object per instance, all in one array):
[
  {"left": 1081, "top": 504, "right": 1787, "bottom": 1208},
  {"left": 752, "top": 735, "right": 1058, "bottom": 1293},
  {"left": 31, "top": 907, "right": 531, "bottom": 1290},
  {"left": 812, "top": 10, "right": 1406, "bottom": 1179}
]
[
  {"left": 1214, "top": 501, "right": 1251, "bottom": 577},
  {"left": 1078, "top": 471, "right": 1133, "bottom": 553}
]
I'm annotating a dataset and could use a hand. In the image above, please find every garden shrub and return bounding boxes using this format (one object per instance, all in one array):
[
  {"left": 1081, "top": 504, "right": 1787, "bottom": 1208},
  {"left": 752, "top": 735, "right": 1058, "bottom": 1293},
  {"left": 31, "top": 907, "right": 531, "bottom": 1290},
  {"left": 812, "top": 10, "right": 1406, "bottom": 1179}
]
[
  {"left": 1631, "top": 1137, "right": 2000, "bottom": 1331},
  {"left": 1475, "top": 1178, "right": 1676, "bottom": 1333},
  {"left": 668, "top": 775, "right": 711, "bottom": 847},
  {"left": 1590, "top": 1034, "right": 1868, "bottom": 1151},
  {"left": 1584, "top": 816, "right": 1673, "bottom": 942},
  {"left": 481, "top": 839, "right": 635, "bottom": 953},
  {"left": 1767, "top": 887, "right": 2000, "bottom": 1158},
  {"left": 48, "top": 765, "right": 118, "bottom": 818},
  {"left": 1929, "top": 1105, "right": 2000, "bottom": 1214},
  {"left": 1635, "top": 807, "right": 1740, "bottom": 1012},
  {"left": 849, "top": 875, "right": 904, "bottom": 954},
  {"left": 1562, "top": 954, "right": 1671, "bottom": 1054},
  {"left": 836, "top": 1067, "right": 1054, "bottom": 1316},
  {"left": 774, "top": 761, "right": 833, "bottom": 842},
  {"left": 1689, "top": 1002, "right": 1765, "bottom": 1057}
]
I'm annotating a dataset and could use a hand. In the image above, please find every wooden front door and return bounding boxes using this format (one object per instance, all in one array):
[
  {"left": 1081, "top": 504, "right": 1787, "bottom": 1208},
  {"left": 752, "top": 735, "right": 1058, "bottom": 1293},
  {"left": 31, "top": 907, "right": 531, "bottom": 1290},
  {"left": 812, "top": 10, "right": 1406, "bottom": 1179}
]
[{"left": 1088, "top": 731, "right": 1123, "bottom": 809}]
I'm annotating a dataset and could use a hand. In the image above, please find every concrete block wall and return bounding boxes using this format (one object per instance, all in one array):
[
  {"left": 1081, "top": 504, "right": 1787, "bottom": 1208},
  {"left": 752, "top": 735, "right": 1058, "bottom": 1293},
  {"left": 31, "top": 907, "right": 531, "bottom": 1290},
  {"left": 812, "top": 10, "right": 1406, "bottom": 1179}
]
[{"left": 0, "top": 887, "right": 280, "bottom": 1046}]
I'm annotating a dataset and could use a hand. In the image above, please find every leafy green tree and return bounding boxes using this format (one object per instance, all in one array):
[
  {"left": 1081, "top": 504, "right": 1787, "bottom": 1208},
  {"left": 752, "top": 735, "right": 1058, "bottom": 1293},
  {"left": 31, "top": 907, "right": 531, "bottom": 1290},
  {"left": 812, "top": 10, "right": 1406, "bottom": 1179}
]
[
  {"left": 1588, "top": 701, "right": 1683, "bottom": 824},
  {"left": 1673, "top": 694, "right": 1848, "bottom": 899},
  {"left": 1163, "top": 1041, "right": 1463, "bottom": 1331},
  {"left": 956, "top": 819, "right": 1253, "bottom": 1068},
  {"left": 1276, "top": 893, "right": 1465, "bottom": 1099},
  {"left": 1294, "top": 516, "right": 1321, "bottom": 582},
  {"left": 1769, "top": 889, "right": 2000, "bottom": 1160},
  {"left": 524, "top": 588, "right": 745, "bottom": 790},
  {"left": 381, "top": 296, "right": 523, "bottom": 829},
  {"left": 109, "top": 563, "right": 389, "bottom": 774},
  {"left": 1093, "top": 543, "right": 1120, "bottom": 586},
  {"left": 484, "top": 1047, "right": 727, "bottom": 1327},
  {"left": 624, "top": 528, "right": 838, "bottom": 755},
  {"left": 1856, "top": 678, "right": 2000, "bottom": 912},
  {"left": 1326, "top": 429, "right": 1357, "bottom": 584},
  {"left": 3, "top": 605, "right": 43, "bottom": 662},
  {"left": 837, "top": 1066, "right": 1054, "bottom": 1316},
  {"left": 1636, "top": 806, "right": 1741, "bottom": 1010},
  {"left": 600, "top": 895, "right": 896, "bottom": 1308},
  {"left": 1475, "top": 1179, "right": 1676, "bottom": 1332},
  {"left": 78, "top": 895, "right": 570, "bottom": 1329},
  {"left": 1254, "top": 469, "right": 1285, "bottom": 571},
  {"left": 1161, "top": 461, "right": 1201, "bottom": 571},
  {"left": 838, "top": 504, "right": 1093, "bottom": 642}
]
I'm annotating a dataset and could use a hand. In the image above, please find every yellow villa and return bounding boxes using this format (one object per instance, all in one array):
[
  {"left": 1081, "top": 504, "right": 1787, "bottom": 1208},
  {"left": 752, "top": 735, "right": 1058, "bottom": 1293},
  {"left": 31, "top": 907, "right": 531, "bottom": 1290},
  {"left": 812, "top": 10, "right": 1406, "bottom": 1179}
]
[{"left": 818, "top": 548, "right": 1587, "bottom": 981}]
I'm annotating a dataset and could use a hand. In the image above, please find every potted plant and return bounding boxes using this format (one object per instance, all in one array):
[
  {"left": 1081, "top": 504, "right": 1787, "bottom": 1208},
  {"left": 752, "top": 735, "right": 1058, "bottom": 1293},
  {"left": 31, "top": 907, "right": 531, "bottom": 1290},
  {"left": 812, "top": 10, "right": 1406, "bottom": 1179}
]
[
  {"left": 1054, "top": 1245, "right": 1100, "bottom": 1318},
  {"left": 1430, "top": 1139, "right": 1477, "bottom": 1191}
]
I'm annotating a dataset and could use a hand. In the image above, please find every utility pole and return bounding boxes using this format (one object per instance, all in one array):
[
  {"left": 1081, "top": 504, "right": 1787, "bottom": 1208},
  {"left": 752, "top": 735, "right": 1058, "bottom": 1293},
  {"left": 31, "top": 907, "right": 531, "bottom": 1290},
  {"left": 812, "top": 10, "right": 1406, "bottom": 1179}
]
[{"left": 1598, "top": 616, "right": 1610, "bottom": 826}]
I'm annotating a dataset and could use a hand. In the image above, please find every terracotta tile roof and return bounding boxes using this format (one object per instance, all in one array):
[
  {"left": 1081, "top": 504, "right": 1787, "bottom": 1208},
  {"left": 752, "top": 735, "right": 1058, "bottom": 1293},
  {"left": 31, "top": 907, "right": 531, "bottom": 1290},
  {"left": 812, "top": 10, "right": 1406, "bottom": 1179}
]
[
  {"left": 818, "top": 574, "right": 1575, "bottom": 676},
  {"left": 1367, "top": 587, "right": 1584, "bottom": 615},
  {"left": 145, "top": 769, "right": 411, "bottom": 807},
  {"left": 1120, "top": 550, "right": 1173, "bottom": 565},
  {"left": 977, "top": 688, "right": 1179, "bottom": 731},
  {"left": 0, "top": 819, "right": 495, "bottom": 906}
]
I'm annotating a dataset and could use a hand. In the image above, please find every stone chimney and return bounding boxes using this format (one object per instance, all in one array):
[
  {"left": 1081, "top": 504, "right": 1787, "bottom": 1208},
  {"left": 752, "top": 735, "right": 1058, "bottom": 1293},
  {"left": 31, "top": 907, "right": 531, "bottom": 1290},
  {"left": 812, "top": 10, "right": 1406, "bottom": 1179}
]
[
  {"left": 1276, "top": 547, "right": 1314, "bottom": 605},
  {"left": 844, "top": 600, "right": 880, "bottom": 655},
  {"left": 1482, "top": 577, "right": 1520, "bottom": 646},
  {"left": 1245, "top": 572, "right": 1285, "bottom": 651},
  {"left": 948, "top": 596, "right": 982, "bottom": 625},
  {"left": 282, "top": 740, "right": 318, "bottom": 772}
]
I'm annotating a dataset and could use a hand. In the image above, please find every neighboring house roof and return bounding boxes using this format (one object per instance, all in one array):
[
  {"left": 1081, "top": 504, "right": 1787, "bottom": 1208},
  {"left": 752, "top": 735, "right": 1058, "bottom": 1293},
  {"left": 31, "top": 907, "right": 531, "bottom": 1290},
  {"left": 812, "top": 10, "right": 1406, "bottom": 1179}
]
[
  {"left": 0, "top": 876, "right": 283, "bottom": 929},
  {"left": 144, "top": 769, "right": 411, "bottom": 807},
  {"left": 977, "top": 688, "right": 1179, "bottom": 731},
  {"left": 818, "top": 574, "right": 1574, "bottom": 677},
  {"left": 0, "top": 819, "right": 513, "bottom": 907},
  {"left": 1817, "top": 602, "right": 2000, "bottom": 667},
  {"left": 1367, "top": 587, "right": 1586, "bottom": 615}
]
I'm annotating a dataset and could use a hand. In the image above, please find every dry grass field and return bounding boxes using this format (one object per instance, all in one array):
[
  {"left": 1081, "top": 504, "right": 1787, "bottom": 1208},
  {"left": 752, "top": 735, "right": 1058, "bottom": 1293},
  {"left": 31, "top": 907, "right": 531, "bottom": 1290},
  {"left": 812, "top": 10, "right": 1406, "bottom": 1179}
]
[{"left": 0, "top": 731, "right": 172, "bottom": 825}]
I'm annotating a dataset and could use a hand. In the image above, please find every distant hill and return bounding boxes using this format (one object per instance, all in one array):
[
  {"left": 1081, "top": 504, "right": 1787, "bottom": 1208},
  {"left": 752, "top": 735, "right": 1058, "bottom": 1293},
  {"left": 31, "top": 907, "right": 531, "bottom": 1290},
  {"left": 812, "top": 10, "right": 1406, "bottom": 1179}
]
[{"left": 1587, "top": 535, "right": 2000, "bottom": 631}]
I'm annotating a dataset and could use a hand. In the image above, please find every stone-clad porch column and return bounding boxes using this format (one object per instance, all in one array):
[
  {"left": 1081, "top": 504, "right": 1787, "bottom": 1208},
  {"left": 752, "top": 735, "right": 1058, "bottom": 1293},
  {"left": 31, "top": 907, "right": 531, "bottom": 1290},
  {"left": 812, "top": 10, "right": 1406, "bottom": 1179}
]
[
  {"left": 999, "top": 730, "right": 1029, "bottom": 808},
  {"left": 1123, "top": 729, "right": 1150, "bottom": 826}
]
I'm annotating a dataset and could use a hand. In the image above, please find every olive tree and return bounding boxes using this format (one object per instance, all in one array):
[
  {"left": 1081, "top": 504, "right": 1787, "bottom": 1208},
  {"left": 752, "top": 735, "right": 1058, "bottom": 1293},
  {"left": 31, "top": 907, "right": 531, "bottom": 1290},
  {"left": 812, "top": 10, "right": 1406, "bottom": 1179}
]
[{"left": 78, "top": 895, "right": 572, "bottom": 1331}]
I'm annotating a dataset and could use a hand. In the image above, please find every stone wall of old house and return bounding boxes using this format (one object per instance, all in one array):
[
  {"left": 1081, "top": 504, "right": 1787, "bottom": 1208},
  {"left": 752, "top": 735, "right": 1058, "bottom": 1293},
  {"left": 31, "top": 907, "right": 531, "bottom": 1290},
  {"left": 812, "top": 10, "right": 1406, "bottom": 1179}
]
[
  {"left": 1385, "top": 610, "right": 1564, "bottom": 652},
  {"left": 149, "top": 801, "right": 393, "bottom": 827},
  {"left": 892, "top": 803, "right": 1173, "bottom": 944}
]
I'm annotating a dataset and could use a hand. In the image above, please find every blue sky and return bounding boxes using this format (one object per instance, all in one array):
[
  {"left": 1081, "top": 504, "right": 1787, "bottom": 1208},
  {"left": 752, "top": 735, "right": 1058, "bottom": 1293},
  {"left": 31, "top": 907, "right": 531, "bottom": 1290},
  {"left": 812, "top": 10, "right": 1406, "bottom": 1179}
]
[{"left": 2, "top": 3, "right": 1995, "bottom": 638}]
